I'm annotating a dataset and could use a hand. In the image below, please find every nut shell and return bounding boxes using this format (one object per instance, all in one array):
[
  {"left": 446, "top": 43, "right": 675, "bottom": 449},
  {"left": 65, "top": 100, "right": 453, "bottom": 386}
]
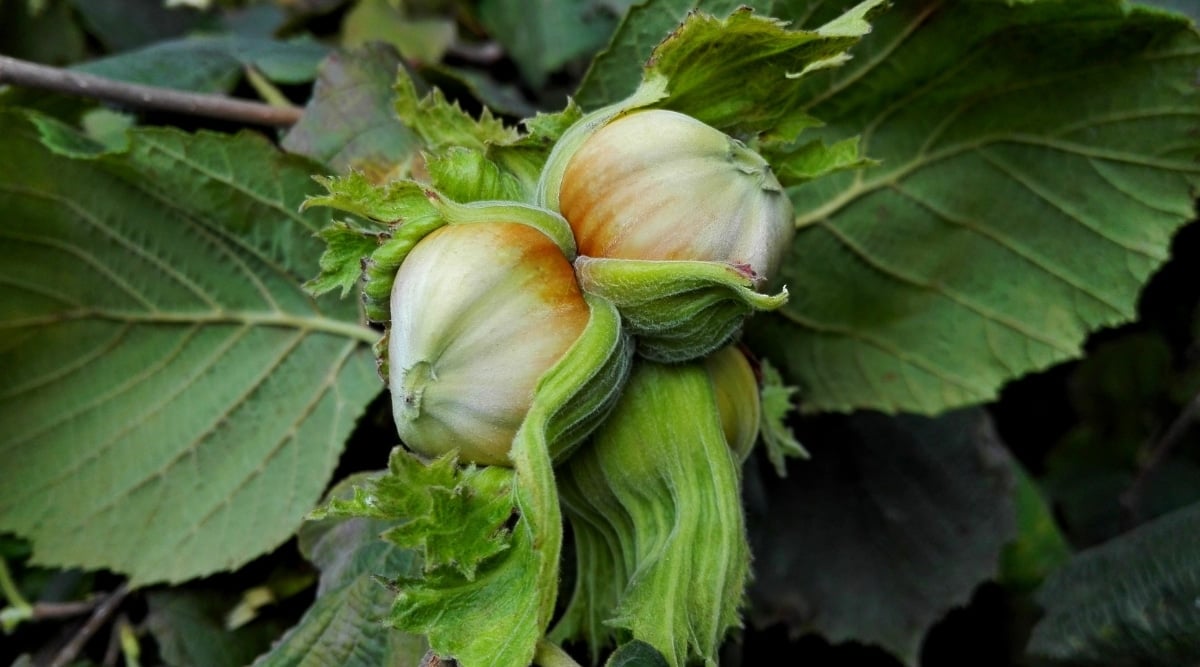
[{"left": 388, "top": 222, "right": 590, "bottom": 466}]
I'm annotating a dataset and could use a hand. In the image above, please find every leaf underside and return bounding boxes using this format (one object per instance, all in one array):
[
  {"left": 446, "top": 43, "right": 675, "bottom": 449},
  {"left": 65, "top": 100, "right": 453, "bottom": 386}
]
[
  {"left": 1028, "top": 500, "right": 1200, "bottom": 666},
  {"left": 0, "top": 111, "right": 380, "bottom": 585},
  {"left": 746, "top": 408, "right": 1016, "bottom": 665}
]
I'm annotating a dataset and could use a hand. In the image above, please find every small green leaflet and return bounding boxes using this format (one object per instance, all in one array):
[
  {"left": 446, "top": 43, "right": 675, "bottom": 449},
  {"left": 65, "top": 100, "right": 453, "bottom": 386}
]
[
  {"left": 758, "top": 358, "right": 809, "bottom": 477},
  {"left": 644, "top": 1, "right": 887, "bottom": 142},
  {"left": 313, "top": 451, "right": 515, "bottom": 581}
]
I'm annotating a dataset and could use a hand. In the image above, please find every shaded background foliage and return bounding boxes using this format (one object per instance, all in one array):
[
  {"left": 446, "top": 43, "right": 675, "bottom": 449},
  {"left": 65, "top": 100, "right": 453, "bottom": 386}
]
[{"left": 1, "top": 0, "right": 1199, "bottom": 666}]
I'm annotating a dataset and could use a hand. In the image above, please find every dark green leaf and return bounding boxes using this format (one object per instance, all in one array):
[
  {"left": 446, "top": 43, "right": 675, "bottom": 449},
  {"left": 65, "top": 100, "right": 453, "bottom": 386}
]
[
  {"left": 746, "top": 408, "right": 1016, "bottom": 665},
  {"left": 0, "top": 111, "right": 380, "bottom": 585},
  {"left": 997, "top": 462, "right": 1072, "bottom": 592},
  {"left": 146, "top": 589, "right": 288, "bottom": 667},
  {"left": 477, "top": 0, "right": 634, "bottom": 88},
  {"left": 70, "top": 0, "right": 210, "bottom": 52},
  {"left": 283, "top": 45, "right": 422, "bottom": 183},
  {"left": 750, "top": 0, "right": 1200, "bottom": 413},
  {"left": 1138, "top": 0, "right": 1200, "bottom": 24},
  {"left": 1027, "top": 500, "right": 1200, "bottom": 666},
  {"left": 77, "top": 35, "right": 328, "bottom": 94},
  {"left": 252, "top": 478, "right": 428, "bottom": 667},
  {"left": 0, "top": 0, "right": 85, "bottom": 65},
  {"left": 605, "top": 640, "right": 669, "bottom": 667}
]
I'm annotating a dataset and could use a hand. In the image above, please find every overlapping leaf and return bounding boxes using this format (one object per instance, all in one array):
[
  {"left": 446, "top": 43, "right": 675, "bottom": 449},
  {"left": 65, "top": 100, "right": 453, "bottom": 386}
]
[
  {"left": 282, "top": 45, "right": 421, "bottom": 184},
  {"left": 254, "top": 477, "right": 428, "bottom": 667},
  {"left": 747, "top": 0, "right": 1200, "bottom": 413},
  {"left": 746, "top": 409, "right": 1015, "bottom": 665},
  {"left": 1027, "top": 500, "right": 1200, "bottom": 666},
  {"left": 0, "top": 111, "right": 380, "bottom": 585}
]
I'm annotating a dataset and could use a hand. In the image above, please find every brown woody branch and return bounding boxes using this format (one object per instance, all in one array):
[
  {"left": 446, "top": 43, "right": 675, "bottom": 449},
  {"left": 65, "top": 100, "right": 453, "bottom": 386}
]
[{"left": 0, "top": 55, "right": 301, "bottom": 127}]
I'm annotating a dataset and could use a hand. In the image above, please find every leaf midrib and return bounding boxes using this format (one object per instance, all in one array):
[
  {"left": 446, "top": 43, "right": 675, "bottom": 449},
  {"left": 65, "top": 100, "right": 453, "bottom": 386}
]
[{"left": 0, "top": 308, "right": 377, "bottom": 342}]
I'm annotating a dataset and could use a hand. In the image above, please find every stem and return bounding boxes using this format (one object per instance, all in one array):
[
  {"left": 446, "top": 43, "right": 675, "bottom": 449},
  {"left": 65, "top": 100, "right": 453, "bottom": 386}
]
[
  {"left": 48, "top": 583, "right": 130, "bottom": 667},
  {"left": 534, "top": 639, "right": 583, "bottom": 667},
  {"left": 0, "top": 557, "right": 31, "bottom": 610},
  {"left": 1121, "top": 390, "right": 1200, "bottom": 526},
  {"left": 0, "top": 55, "right": 302, "bottom": 127}
]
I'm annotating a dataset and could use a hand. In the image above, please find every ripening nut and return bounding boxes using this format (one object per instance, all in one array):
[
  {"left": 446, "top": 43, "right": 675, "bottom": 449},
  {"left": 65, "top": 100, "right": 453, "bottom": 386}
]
[
  {"left": 705, "top": 346, "right": 761, "bottom": 462},
  {"left": 387, "top": 222, "right": 590, "bottom": 466},
  {"left": 553, "top": 109, "right": 795, "bottom": 284}
]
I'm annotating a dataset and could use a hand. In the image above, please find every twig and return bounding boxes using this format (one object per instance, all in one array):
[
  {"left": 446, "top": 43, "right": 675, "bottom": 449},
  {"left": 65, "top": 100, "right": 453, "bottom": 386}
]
[
  {"left": 0, "top": 557, "right": 31, "bottom": 610},
  {"left": 1121, "top": 390, "right": 1200, "bottom": 526},
  {"left": 0, "top": 55, "right": 302, "bottom": 127},
  {"left": 48, "top": 583, "right": 130, "bottom": 667}
]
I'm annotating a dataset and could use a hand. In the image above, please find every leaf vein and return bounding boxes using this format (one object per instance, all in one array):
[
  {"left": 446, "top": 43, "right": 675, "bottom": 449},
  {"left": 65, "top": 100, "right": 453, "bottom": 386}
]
[{"left": 815, "top": 219, "right": 1076, "bottom": 353}]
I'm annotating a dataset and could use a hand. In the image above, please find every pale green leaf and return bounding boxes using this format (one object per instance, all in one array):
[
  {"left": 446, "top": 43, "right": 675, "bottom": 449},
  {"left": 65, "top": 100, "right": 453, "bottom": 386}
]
[
  {"left": 747, "top": 409, "right": 1016, "bottom": 665},
  {"left": 306, "top": 222, "right": 382, "bottom": 298},
  {"left": 0, "top": 111, "right": 380, "bottom": 585},
  {"left": 341, "top": 0, "right": 456, "bottom": 63},
  {"left": 750, "top": 0, "right": 1200, "bottom": 413},
  {"left": 758, "top": 358, "right": 808, "bottom": 477},
  {"left": 282, "top": 45, "right": 422, "bottom": 183},
  {"left": 575, "top": 0, "right": 750, "bottom": 109},
  {"left": 314, "top": 451, "right": 515, "bottom": 580},
  {"left": 643, "top": 2, "right": 885, "bottom": 140},
  {"left": 394, "top": 70, "right": 518, "bottom": 152},
  {"left": 1027, "top": 500, "right": 1200, "bottom": 666}
]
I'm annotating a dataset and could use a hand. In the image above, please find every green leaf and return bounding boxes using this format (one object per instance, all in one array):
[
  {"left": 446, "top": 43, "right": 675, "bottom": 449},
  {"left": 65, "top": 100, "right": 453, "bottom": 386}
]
[
  {"left": 394, "top": 71, "right": 518, "bottom": 152},
  {"left": 750, "top": 0, "right": 1200, "bottom": 413},
  {"left": 1042, "top": 333, "right": 1200, "bottom": 545},
  {"left": 314, "top": 451, "right": 515, "bottom": 580},
  {"left": 341, "top": 0, "right": 457, "bottom": 63},
  {"left": 0, "top": 0, "right": 85, "bottom": 66},
  {"left": 146, "top": 589, "right": 288, "bottom": 667},
  {"left": 477, "top": 0, "right": 633, "bottom": 88},
  {"left": 1027, "top": 500, "right": 1200, "bottom": 666},
  {"left": 425, "top": 147, "right": 527, "bottom": 203},
  {"left": 282, "top": 45, "right": 422, "bottom": 184},
  {"left": 746, "top": 408, "right": 1016, "bottom": 665},
  {"left": 1138, "top": 0, "right": 1200, "bottom": 24},
  {"left": 253, "top": 476, "right": 428, "bottom": 667},
  {"left": 323, "top": 454, "right": 545, "bottom": 667},
  {"left": 575, "top": 0, "right": 748, "bottom": 110},
  {"left": 643, "top": 2, "right": 885, "bottom": 140},
  {"left": 758, "top": 358, "right": 809, "bottom": 477},
  {"left": 70, "top": 0, "right": 210, "bottom": 52},
  {"left": 76, "top": 35, "right": 328, "bottom": 94},
  {"left": 0, "top": 111, "right": 380, "bottom": 585},
  {"left": 306, "top": 222, "right": 381, "bottom": 299},
  {"left": 605, "top": 641, "right": 670, "bottom": 667},
  {"left": 998, "top": 462, "right": 1072, "bottom": 592}
]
